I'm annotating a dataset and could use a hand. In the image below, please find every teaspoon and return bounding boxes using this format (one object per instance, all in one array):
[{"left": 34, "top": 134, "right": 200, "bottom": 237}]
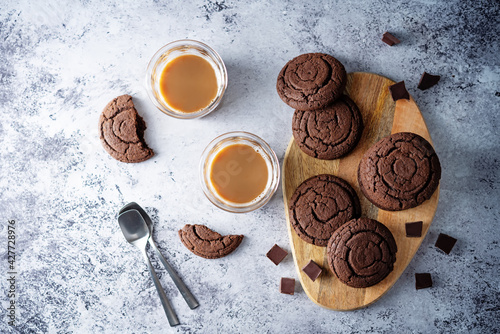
[
  {"left": 117, "top": 209, "right": 180, "bottom": 326},
  {"left": 119, "top": 202, "right": 199, "bottom": 309}
]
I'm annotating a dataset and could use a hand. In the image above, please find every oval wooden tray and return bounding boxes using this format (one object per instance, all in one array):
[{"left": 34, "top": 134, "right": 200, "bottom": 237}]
[{"left": 282, "top": 72, "right": 440, "bottom": 310}]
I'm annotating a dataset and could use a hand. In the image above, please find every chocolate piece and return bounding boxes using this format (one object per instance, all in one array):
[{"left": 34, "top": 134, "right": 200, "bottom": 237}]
[
  {"left": 276, "top": 53, "right": 347, "bottom": 111},
  {"left": 418, "top": 72, "right": 441, "bottom": 90},
  {"left": 415, "top": 273, "right": 433, "bottom": 289},
  {"left": 435, "top": 233, "right": 457, "bottom": 254},
  {"left": 302, "top": 260, "right": 323, "bottom": 282},
  {"left": 99, "top": 94, "right": 154, "bottom": 163},
  {"left": 327, "top": 218, "right": 398, "bottom": 288},
  {"left": 280, "top": 277, "right": 295, "bottom": 295},
  {"left": 405, "top": 221, "right": 423, "bottom": 237},
  {"left": 266, "top": 244, "right": 288, "bottom": 265},
  {"left": 381, "top": 32, "right": 400, "bottom": 46},
  {"left": 178, "top": 224, "right": 243, "bottom": 259},
  {"left": 358, "top": 132, "right": 441, "bottom": 211},
  {"left": 289, "top": 174, "right": 361, "bottom": 246},
  {"left": 292, "top": 95, "right": 364, "bottom": 160},
  {"left": 389, "top": 81, "right": 410, "bottom": 101}
]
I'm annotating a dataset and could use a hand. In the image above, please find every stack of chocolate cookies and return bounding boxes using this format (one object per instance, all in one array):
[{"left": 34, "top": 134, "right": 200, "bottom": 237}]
[
  {"left": 277, "top": 53, "right": 363, "bottom": 161},
  {"left": 276, "top": 53, "right": 441, "bottom": 289}
]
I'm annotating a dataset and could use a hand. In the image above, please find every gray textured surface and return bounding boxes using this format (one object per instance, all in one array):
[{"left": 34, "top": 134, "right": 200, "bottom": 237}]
[{"left": 0, "top": 0, "right": 499, "bottom": 333}]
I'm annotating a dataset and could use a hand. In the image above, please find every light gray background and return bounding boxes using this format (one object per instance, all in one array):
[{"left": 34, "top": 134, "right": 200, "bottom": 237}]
[{"left": 1, "top": 0, "right": 499, "bottom": 333}]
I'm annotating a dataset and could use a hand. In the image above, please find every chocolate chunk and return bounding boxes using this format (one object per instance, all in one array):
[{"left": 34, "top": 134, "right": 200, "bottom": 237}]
[
  {"left": 382, "top": 32, "right": 400, "bottom": 46},
  {"left": 280, "top": 277, "right": 295, "bottom": 295},
  {"left": 389, "top": 81, "right": 410, "bottom": 101},
  {"left": 435, "top": 233, "right": 457, "bottom": 254},
  {"left": 266, "top": 244, "right": 288, "bottom": 265},
  {"left": 418, "top": 72, "right": 441, "bottom": 90},
  {"left": 178, "top": 224, "right": 243, "bottom": 259},
  {"left": 415, "top": 273, "right": 432, "bottom": 289},
  {"left": 405, "top": 221, "right": 423, "bottom": 237},
  {"left": 302, "top": 260, "right": 323, "bottom": 282}
]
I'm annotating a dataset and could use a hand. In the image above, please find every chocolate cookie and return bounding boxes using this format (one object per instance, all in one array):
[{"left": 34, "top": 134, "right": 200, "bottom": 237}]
[
  {"left": 292, "top": 95, "right": 363, "bottom": 160},
  {"left": 277, "top": 53, "right": 347, "bottom": 111},
  {"left": 289, "top": 174, "right": 361, "bottom": 246},
  {"left": 358, "top": 132, "right": 441, "bottom": 211},
  {"left": 327, "top": 218, "right": 397, "bottom": 288},
  {"left": 178, "top": 224, "right": 243, "bottom": 259},
  {"left": 99, "top": 95, "right": 154, "bottom": 163}
]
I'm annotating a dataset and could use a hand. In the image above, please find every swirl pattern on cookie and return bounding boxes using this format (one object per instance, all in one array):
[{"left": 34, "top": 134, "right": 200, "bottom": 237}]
[
  {"left": 289, "top": 174, "right": 361, "bottom": 247},
  {"left": 358, "top": 132, "right": 441, "bottom": 211},
  {"left": 292, "top": 95, "right": 363, "bottom": 160},
  {"left": 178, "top": 224, "right": 243, "bottom": 259},
  {"left": 327, "top": 218, "right": 397, "bottom": 288},
  {"left": 277, "top": 53, "right": 347, "bottom": 111},
  {"left": 99, "top": 94, "right": 154, "bottom": 163}
]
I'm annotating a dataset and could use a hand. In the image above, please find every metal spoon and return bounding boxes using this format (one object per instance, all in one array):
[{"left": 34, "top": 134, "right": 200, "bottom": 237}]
[
  {"left": 119, "top": 202, "right": 199, "bottom": 309},
  {"left": 117, "top": 209, "right": 180, "bottom": 327}
]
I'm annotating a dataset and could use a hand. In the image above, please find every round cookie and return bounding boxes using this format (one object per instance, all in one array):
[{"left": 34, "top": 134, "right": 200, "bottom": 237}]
[
  {"left": 358, "top": 132, "right": 441, "bottom": 211},
  {"left": 99, "top": 94, "right": 154, "bottom": 163},
  {"left": 277, "top": 53, "right": 347, "bottom": 111},
  {"left": 289, "top": 174, "right": 361, "bottom": 247},
  {"left": 292, "top": 95, "right": 363, "bottom": 160},
  {"left": 327, "top": 218, "right": 397, "bottom": 288}
]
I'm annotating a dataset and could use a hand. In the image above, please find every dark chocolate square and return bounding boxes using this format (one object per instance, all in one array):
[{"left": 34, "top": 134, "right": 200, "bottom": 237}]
[
  {"left": 389, "top": 81, "right": 410, "bottom": 101},
  {"left": 418, "top": 72, "right": 441, "bottom": 90},
  {"left": 302, "top": 260, "right": 323, "bottom": 282},
  {"left": 415, "top": 273, "right": 433, "bottom": 290},
  {"left": 435, "top": 233, "right": 457, "bottom": 254},
  {"left": 405, "top": 221, "right": 423, "bottom": 237},
  {"left": 266, "top": 244, "right": 288, "bottom": 265},
  {"left": 382, "top": 32, "right": 401, "bottom": 46},
  {"left": 280, "top": 277, "right": 295, "bottom": 295}
]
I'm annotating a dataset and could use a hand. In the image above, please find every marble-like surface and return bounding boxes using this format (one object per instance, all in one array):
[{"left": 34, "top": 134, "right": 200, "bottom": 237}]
[{"left": 1, "top": 0, "right": 499, "bottom": 333}]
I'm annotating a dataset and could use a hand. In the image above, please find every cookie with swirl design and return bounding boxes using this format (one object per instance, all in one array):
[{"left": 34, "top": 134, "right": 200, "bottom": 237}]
[
  {"left": 292, "top": 95, "right": 363, "bottom": 160},
  {"left": 358, "top": 132, "right": 441, "bottom": 211},
  {"left": 289, "top": 174, "right": 361, "bottom": 247},
  {"left": 277, "top": 53, "right": 347, "bottom": 111},
  {"left": 179, "top": 224, "right": 243, "bottom": 259},
  {"left": 99, "top": 94, "right": 154, "bottom": 163},
  {"left": 327, "top": 218, "right": 397, "bottom": 288}
]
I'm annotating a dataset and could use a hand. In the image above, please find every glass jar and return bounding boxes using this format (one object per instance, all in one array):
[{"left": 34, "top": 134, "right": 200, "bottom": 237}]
[
  {"left": 145, "top": 39, "right": 227, "bottom": 119},
  {"left": 200, "top": 132, "right": 280, "bottom": 213}
]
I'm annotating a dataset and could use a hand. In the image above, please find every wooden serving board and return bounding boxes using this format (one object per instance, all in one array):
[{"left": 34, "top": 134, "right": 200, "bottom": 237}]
[{"left": 282, "top": 72, "right": 440, "bottom": 310}]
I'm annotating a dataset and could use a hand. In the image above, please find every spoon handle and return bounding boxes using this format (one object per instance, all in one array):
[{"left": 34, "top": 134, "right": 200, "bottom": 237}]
[
  {"left": 150, "top": 240, "right": 200, "bottom": 309},
  {"left": 141, "top": 249, "right": 180, "bottom": 326}
]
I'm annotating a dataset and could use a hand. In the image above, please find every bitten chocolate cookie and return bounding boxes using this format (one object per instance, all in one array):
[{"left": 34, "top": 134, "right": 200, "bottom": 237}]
[
  {"left": 277, "top": 53, "right": 347, "bottom": 111},
  {"left": 358, "top": 132, "right": 441, "bottom": 211},
  {"left": 178, "top": 224, "right": 243, "bottom": 259},
  {"left": 99, "top": 95, "right": 154, "bottom": 163},
  {"left": 289, "top": 174, "right": 361, "bottom": 247},
  {"left": 327, "top": 218, "right": 397, "bottom": 288},
  {"left": 292, "top": 95, "right": 363, "bottom": 160}
]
